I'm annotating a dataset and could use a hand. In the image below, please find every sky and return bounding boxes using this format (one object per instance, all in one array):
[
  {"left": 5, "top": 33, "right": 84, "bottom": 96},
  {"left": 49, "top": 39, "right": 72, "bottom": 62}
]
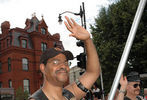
[{"left": 0, "top": 0, "right": 112, "bottom": 67}]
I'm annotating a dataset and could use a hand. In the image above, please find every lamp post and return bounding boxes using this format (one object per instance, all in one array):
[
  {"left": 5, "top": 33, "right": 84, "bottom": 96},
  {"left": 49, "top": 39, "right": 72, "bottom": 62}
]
[
  {"left": 58, "top": 2, "right": 86, "bottom": 69},
  {"left": 58, "top": 2, "right": 86, "bottom": 29}
]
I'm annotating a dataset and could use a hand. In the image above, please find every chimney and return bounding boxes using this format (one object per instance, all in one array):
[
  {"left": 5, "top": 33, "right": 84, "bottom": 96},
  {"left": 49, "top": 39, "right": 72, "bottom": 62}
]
[{"left": 1, "top": 21, "right": 10, "bottom": 34}]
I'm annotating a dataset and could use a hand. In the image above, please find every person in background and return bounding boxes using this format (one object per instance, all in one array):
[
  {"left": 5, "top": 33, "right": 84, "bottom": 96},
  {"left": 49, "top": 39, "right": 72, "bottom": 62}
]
[
  {"left": 92, "top": 84, "right": 101, "bottom": 100},
  {"left": 28, "top": 16, "right": 100, "bottom": 100},
  {"left": 117, "top": 71, "right": 144, "bottom": 100},
  {"left": 125, "top": 71, "right": 143, "bottom": 100}
]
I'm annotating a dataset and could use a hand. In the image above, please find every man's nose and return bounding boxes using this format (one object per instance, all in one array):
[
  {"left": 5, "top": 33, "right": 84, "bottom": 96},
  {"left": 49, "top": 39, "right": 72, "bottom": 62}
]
[
  {"left": 137, "top": 85, "right": 140, "bottom": 89},
  {"left": 59, "top": 63, "right": 69, "bottom": 70}
]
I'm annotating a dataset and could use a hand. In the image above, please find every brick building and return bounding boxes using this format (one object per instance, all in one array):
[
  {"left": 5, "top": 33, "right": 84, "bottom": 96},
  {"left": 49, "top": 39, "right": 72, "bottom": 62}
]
[{"left": 0, "top": 15, "right": 64, "bottom": 99}]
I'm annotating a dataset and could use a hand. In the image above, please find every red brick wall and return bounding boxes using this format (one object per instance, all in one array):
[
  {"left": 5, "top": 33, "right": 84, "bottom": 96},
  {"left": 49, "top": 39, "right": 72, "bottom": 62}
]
[{"left": 0, "top": 17, "right": 66, "bottom": 97}]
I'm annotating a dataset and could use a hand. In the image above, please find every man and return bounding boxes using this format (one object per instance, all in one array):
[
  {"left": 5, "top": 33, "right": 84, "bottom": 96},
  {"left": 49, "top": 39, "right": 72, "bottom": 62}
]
[
  {"left": 117, "top": 71, "right": 143, "bottom": 100},
  {"left": 28, "top": 16, "right": 100, "bottom": 100},
  {"left": 125, "top": 71, "right": 143, "bottom": 100}
]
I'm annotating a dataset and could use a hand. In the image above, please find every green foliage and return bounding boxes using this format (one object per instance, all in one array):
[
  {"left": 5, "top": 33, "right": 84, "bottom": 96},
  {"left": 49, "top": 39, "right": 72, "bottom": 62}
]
[
  {"left": 15, "top": 87, "right": 29, "bottom": 100},
  {"left": 90, "top": 0, "right": 147, "bottom": 94}
]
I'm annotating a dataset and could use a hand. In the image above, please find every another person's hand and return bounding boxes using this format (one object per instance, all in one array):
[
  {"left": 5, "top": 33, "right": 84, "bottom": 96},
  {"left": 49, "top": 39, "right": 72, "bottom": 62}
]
[
  {"left": 120, "top": 75, "right": 128, "bottom": 90},
  {"left": 64, "top": 16, "right": 90, "bottom": 41},
  {"left": 116, "top": 75, "right": 128, "bottom": 100}
]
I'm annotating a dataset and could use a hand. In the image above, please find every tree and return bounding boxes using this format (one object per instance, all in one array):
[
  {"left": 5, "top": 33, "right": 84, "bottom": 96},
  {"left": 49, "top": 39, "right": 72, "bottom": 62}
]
[
  {"left": 15, "top": 87, "right": 29, "bottom": 100},
  {"left": 90, "top": 0, "right": 147, "bottom": 94}
]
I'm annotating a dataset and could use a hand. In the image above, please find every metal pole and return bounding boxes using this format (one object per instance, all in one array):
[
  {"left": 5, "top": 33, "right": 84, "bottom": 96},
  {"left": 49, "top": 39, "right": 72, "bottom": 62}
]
[
  {"left": 100, "top": 66, "right": 105, "bottom": 100},
  {"left": 82, "top": 2, "right": 87, "bottom": 29},
  {"left": 108, "top": 0, "right": 146, "bottom": 100},
  {"left": 80, "top": 6, "right": 84, "bottom": 27}
]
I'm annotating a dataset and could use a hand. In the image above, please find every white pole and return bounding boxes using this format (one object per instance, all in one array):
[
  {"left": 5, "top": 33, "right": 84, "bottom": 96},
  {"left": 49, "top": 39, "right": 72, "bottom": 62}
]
[
  {"left": 108, "top": 0, "right": 147, "bottom": 100},
  {"left": 100, "top": 66, "right": 105, "bottom": 100}
]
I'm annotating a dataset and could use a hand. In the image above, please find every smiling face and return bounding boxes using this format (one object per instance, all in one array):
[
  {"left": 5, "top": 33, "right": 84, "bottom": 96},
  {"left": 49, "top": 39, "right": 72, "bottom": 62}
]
[
  {"left": 127, "top": 81, "right": 141, "bottom": 96},
  {"left": 40, "top": 53, "right": 70, "bottom": 86}
]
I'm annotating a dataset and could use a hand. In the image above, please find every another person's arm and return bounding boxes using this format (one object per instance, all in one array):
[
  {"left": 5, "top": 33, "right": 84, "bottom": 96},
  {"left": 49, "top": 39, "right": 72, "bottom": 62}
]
[
  {"left": 117, "top": 75, "right": 128, "bottom": 100},
  {"left": 64, "top": 16, "right": 100, "bottom": 99}
]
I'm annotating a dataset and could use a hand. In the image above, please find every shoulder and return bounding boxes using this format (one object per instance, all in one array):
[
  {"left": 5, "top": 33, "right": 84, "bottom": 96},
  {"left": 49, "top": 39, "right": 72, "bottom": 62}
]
[{"left": 28, "top": 89, "right": 48, "bottom": 100}]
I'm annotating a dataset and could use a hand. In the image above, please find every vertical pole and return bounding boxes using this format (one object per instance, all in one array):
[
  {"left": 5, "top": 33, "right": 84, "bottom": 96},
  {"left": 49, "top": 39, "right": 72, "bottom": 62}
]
[
  {"left": 100, "top": 67, "right": 105, "bottom": 100},
  {"left": 80, "top": 6, "right": 84, "bottom": 27},
  {"left": 82, "top": 2, "right": 87, "bottom": 29},
  {"left": 108, "top": 0, "right": 146, "bottom": 100}
]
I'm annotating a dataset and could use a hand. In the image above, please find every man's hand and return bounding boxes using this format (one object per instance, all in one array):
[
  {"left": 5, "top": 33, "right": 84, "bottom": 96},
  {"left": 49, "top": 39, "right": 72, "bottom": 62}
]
[
  {"left": 64, "top": 16, "right": 90, "bottom": 41},
  {"left": 120, "top": 75, "right": 128, "bottom": 89},
  {"left": 116, "top": 75, "right": 128, "bottom": 100}
]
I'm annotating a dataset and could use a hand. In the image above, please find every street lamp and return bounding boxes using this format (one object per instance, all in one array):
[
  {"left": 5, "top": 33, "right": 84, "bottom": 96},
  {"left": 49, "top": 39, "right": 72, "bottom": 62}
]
[
  {"left": 58, "top": 2, "right": 86, "bottom": 29},
  {"left": 58, "top": 2, "right": 87, "bottom": 69}
]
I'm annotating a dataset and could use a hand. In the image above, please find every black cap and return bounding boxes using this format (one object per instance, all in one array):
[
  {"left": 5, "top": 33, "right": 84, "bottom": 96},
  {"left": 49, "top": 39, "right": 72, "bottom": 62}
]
[
  {"left": 40, "top": 48, "right": 74, "bottom": 65},
  {"left": 127, "top": 71, "right": 140, "bottom": 82}
]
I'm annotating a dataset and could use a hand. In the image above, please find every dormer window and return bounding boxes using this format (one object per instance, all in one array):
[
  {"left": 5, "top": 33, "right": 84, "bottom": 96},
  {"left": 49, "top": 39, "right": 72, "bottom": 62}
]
[
  {"left": 41, "top": 42, "right": 47, "bottom": 51},
  {"left": 41, "top": 28, "right": 46, "bottom": 35},
  {"left": 22, "top": 39, "right": 27, "bottom": 48}
]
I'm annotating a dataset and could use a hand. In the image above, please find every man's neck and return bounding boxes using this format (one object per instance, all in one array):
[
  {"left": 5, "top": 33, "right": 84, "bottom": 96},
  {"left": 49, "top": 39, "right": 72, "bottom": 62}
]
[
  {"left": 126, "top": 93, "right": 137, "bottom": 100},
  {"left": 42, "top": 81, "right": 65, "bottom": 100}
]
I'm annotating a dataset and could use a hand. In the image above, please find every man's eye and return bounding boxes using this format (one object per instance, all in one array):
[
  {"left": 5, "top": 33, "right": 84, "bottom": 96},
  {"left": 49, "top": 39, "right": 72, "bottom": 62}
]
[
  {"left": 64, "top": 62, "right": 68, "bottom": 65},
  {"left": 53, "top": 60, "right": 59, "bottom": 64}
]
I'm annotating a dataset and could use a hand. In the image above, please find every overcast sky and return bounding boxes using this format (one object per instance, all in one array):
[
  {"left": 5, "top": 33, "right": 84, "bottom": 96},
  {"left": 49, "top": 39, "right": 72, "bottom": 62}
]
[{"left": 0, "top": 0, "right": 112, "bottom": 67}]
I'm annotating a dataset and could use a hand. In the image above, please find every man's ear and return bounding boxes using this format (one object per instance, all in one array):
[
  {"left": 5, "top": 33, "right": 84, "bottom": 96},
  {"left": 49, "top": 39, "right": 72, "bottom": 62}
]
[{"left": 40, "top": 64, "right": 45, "bottom": 74}]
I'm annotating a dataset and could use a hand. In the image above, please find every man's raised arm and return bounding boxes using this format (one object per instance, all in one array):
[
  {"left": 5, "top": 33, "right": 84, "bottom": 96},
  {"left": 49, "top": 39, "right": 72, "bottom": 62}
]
[{"left": 64, "top": 16, "right": 100, "bottom": 99}]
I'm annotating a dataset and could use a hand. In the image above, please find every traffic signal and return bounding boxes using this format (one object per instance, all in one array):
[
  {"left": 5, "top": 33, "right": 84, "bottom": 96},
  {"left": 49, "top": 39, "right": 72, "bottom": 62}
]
[
  {"left": 77, "top": 53, "right": 86, "bottom": 69},
  {"left": 76, "top": 40, "right": 84, "bottom": 47}
]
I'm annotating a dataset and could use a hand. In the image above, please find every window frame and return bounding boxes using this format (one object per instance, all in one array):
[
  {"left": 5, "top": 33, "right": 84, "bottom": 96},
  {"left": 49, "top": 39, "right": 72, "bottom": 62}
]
[
  {"left": 8, "top": 57, "right": 11, "bottom": 72},
  {"left": 0, "top": 81, "right": 2, "bottom": 88},
  {"left": 41, "top": 42, "right": 47, "bottom": 51},
  {"left": 22, "top": 39, "right": 27, "bottom": 48},
  {"left": 8, "top": 79, "right": 12, "bottom": 88},
  {"left": 22, "top": 58, "right": 29, "bottom": 71},
  {"left": 41, "top": 28, "right": 46, "bottom": 35},
  {"left": 23, "top": 79, "right": 30, "bottom": 93}
]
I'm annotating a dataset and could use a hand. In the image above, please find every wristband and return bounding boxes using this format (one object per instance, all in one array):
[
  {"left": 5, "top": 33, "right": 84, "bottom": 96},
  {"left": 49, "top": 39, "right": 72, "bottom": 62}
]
[
  {"left": 75, "top": 79, "right": 89, "bottom": 93},
  {"left": 119, "top": 89, "right": 126, "bottom": 94}
]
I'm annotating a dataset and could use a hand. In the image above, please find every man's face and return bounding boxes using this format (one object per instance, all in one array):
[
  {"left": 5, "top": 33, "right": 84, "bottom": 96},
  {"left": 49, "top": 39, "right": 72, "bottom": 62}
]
[
  {"left": 127, "top": 81, "right": 141, "bottom": 96},
  {"left": 43, "top": 53, "right": 70, "bottom": 85}
]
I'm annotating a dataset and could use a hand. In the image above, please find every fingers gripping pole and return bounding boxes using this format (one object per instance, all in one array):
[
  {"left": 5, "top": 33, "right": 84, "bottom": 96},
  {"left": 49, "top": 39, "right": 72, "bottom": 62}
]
[{"left": 108, "top": 0, "right": 147, "bottom": 100}]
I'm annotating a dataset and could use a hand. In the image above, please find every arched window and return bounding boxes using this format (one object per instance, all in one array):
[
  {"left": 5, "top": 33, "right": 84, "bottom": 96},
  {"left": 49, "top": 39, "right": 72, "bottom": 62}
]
[{"left": 22, "top": 58, "right": 28, "bottom": 71}]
